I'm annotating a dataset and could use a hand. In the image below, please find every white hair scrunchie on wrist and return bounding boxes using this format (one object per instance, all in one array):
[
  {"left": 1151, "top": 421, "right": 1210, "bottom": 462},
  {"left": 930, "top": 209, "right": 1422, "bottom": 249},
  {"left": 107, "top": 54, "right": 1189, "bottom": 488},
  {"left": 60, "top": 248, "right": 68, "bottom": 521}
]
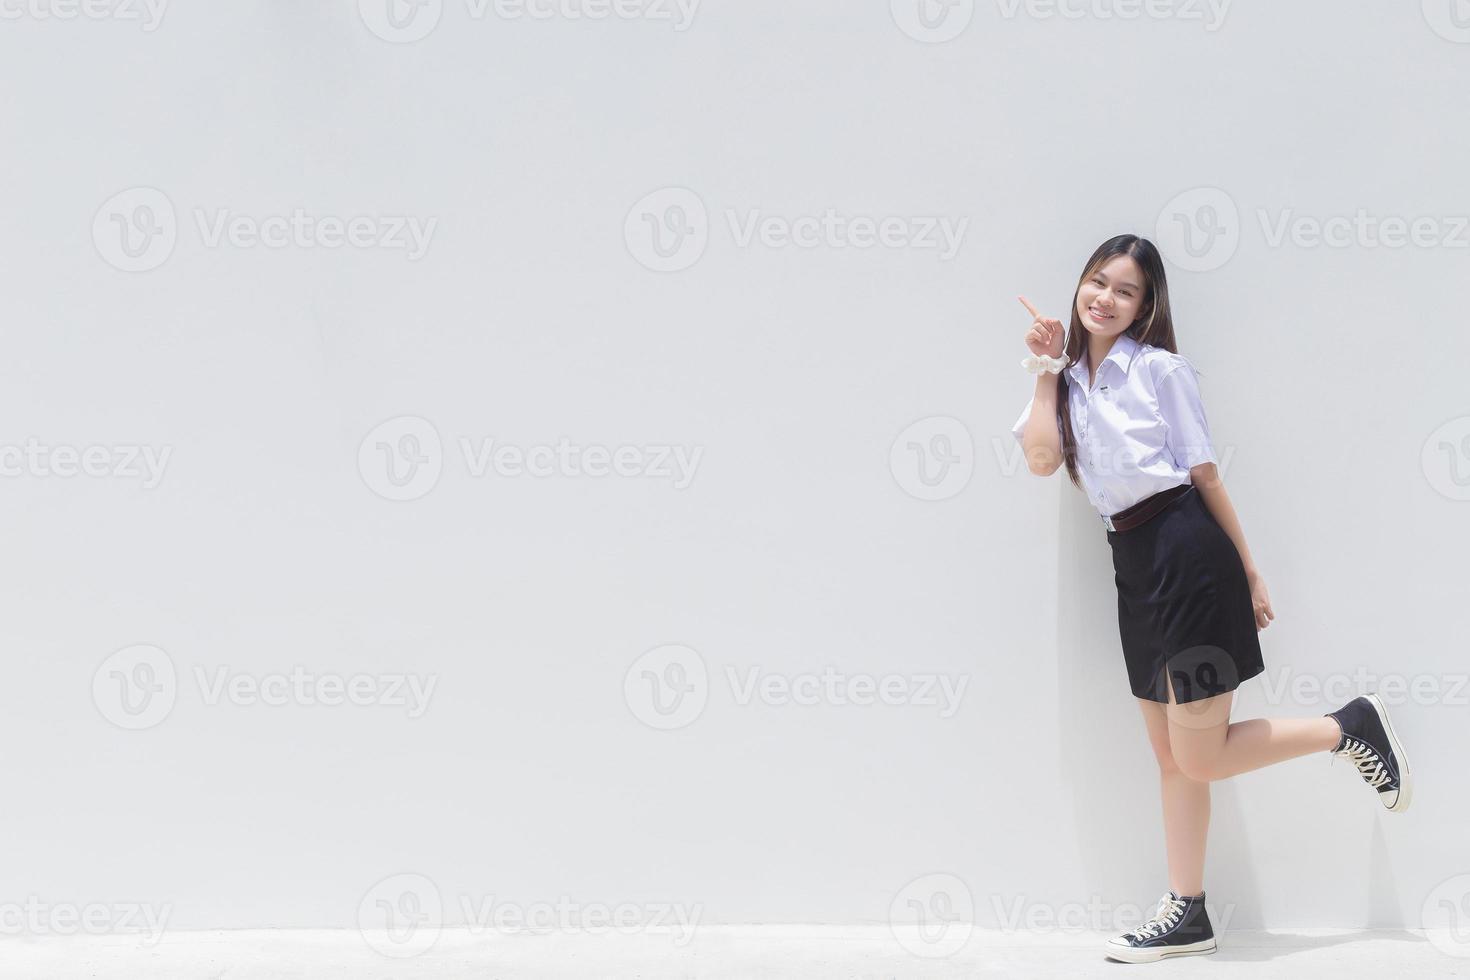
[{"left": 1021, "top": 353, "right": 1070, "bottom": 375}]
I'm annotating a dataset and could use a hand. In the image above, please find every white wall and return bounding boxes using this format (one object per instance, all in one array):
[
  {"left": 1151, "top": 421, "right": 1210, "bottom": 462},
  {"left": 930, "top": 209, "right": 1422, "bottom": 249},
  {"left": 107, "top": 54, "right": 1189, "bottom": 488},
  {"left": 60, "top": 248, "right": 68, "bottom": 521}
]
[{"left": 1, "top": 0, "right": 1466, "bottom": 948}]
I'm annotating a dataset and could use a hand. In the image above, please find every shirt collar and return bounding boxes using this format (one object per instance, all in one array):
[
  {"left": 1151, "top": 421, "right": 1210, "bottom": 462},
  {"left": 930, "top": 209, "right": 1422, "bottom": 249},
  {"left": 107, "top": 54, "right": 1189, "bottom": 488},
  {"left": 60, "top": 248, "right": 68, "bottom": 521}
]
[{"left": 1069, "top": 331, "right": 1141, "bottom": 385}]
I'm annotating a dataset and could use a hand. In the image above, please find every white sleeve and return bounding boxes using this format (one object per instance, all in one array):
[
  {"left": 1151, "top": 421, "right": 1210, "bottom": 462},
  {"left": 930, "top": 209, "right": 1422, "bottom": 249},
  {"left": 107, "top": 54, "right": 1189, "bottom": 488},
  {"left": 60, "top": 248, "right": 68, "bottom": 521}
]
[{"left": 1157, "top": 361, "right": 1217, "bottom": 469}]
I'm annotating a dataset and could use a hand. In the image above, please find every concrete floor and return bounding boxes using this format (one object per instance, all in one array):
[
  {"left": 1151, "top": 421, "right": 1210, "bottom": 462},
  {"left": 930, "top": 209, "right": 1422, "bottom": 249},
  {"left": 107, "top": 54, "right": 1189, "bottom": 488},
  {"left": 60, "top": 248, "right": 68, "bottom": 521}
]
[{"left": 3, "top": 926, "right": 1467, "bottom": 978}]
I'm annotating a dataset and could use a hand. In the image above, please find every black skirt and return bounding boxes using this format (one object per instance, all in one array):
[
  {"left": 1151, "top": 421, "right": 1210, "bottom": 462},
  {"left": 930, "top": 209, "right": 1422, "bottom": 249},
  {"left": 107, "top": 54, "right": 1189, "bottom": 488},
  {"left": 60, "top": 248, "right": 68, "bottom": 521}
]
[{"left": 1106, "top": 484, "right": 1265, "bottom": 705}]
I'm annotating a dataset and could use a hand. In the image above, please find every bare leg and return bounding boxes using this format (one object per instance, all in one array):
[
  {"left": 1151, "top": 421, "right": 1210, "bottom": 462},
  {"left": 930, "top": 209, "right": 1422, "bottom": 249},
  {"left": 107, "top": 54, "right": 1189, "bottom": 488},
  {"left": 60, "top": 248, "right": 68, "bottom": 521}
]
[
  {"left": 1137, "top": 696, "right": 1209, "bottom": 898},
  {"left": 1164, "top": 674, "right": 1342, "bottom": 783}
]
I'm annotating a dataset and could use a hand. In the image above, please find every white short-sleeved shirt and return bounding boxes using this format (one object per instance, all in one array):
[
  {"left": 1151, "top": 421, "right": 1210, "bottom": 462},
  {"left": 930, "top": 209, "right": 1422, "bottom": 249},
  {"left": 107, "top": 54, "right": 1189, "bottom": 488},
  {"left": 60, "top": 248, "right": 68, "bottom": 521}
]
[{"left": 1010, "top": 331, "right": 1217, "bottom": 519}]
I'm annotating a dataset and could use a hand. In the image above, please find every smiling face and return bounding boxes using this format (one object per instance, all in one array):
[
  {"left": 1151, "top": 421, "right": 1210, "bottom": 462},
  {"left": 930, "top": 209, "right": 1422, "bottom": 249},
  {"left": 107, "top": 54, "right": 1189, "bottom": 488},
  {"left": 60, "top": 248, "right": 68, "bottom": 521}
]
[{"left": 1075, "top": 254, "right": 1148, "bottom": 337}]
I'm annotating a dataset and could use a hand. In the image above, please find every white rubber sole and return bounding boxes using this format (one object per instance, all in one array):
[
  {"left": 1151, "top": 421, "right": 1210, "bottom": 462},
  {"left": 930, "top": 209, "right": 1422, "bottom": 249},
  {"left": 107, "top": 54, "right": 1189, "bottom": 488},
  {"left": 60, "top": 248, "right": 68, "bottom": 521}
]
[
  {"left": 1104, "top": 937, "right": 1217, "bottom": 963},
  {"left": 1365, "top": 692, "right": 1413, "bottom": 812}
]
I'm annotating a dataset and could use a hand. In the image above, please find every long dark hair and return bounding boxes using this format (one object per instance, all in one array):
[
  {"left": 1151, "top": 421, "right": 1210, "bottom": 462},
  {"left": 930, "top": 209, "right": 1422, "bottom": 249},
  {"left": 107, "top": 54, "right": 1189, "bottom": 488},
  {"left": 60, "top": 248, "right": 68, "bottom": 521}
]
[{"left": 1056, "top": 235, "right": 1179, "bottom": 492}]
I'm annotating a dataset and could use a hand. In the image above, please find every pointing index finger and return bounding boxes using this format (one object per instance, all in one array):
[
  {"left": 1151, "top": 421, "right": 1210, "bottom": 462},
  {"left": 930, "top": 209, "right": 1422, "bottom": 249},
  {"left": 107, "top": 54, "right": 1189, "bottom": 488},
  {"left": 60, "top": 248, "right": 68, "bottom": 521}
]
[{"left": 1016, "top": 295, "right": 1042, "bottom": 321}]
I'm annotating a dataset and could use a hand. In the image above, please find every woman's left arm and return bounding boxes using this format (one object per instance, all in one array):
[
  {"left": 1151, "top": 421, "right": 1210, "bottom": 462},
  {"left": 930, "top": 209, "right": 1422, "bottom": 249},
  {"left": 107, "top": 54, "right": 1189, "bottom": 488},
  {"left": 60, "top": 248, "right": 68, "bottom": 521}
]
[{"left": 1190, "top": 463, "right": 1275, "bottom": 630}]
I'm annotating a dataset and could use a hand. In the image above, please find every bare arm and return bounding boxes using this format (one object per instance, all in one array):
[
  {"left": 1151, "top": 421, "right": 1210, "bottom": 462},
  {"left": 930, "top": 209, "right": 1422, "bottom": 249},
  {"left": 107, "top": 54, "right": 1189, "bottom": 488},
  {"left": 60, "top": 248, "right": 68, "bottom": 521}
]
[
  {"left": 1016, "top": 296, "right": 1066, "bottom": 476},
  {"left": 1020, "top": 373, "right": 1064, "bottom": 476},
  {"left": 1191, "top": 462, "right": 1275, "bottom": 629}
]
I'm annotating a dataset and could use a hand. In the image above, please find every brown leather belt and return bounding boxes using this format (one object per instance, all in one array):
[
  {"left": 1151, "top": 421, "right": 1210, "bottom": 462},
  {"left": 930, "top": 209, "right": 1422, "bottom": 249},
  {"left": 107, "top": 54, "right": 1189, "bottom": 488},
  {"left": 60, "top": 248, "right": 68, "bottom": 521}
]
[{"left": 1102, "top": 483, "right": 1194, "bottom": 532}]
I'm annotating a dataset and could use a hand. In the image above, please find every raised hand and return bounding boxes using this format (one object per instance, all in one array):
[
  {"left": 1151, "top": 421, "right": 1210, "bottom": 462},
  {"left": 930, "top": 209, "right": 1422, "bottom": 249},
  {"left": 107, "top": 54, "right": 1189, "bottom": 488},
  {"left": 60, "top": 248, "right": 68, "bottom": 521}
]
[{"left": 1019, "top": 295, "right": 1065, "bottom": 359}]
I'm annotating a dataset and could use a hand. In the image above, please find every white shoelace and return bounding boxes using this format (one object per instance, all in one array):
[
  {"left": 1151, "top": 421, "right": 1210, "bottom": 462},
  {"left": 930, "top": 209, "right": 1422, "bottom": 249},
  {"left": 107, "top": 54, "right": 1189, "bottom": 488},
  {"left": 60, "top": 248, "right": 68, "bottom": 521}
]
[
  {"left": 1128, "top": 892, "right": 1187, "bottom": 941},
  {"left": 1332, "top": 737, "right": 1389, "bottom": 788}
]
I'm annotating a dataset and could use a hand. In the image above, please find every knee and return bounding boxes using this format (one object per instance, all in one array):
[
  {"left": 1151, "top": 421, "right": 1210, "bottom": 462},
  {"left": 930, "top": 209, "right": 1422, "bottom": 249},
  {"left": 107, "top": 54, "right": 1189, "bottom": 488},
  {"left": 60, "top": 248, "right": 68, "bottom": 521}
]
[
  {"left": 1172, "top": 751, "right": 1221, "bottom": 783},
  {"left": 1149, "top": 741, "right": 1184, "bottom": 777}
]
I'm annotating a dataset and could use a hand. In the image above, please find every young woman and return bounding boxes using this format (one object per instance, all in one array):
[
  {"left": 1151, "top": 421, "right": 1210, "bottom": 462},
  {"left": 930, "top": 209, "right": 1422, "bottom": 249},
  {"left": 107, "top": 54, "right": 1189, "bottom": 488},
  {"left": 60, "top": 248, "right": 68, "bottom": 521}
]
[{"left": 1009, "top": 234, "right": 1414, "bottom": 964}]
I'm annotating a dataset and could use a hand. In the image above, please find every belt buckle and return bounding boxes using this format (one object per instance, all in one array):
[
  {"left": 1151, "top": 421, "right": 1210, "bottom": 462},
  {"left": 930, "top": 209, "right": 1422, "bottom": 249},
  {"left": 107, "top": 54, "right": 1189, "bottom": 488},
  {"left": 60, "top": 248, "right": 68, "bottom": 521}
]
[{"left": 1101, "top": 512, "right": 1115, "bottom": 532}]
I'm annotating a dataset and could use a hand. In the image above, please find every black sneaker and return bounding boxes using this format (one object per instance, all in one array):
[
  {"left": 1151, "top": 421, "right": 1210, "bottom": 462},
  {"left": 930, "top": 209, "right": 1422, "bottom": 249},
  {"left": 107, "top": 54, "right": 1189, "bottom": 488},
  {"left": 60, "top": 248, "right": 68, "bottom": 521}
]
[
  {"left": 1324, "top": 693, "right": 1412, "bottom": 812},
  {"left": 1103, "top": 890, "right": 1217, "bottom": 963}
]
